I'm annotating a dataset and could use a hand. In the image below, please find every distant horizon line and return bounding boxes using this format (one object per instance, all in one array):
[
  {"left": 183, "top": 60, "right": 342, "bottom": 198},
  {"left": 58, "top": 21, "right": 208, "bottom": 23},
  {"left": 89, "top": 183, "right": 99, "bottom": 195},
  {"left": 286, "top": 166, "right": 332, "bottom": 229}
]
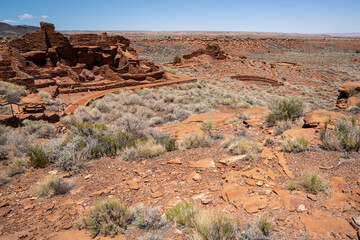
[
  {"left": 59, "top": 29, "right": 360, "bottom": 35},
  {"left": 2, "top": 22, "right": 360, "bottom": 36}
]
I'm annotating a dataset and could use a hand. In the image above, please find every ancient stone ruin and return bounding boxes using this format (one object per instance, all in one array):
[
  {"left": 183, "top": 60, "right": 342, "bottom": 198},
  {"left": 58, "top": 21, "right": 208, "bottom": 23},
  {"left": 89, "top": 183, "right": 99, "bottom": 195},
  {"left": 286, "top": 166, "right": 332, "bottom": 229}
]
[
  {"left": 171, "top": 44, "right": 231, "bottom": 66},
  {"left": 0, "top": 22, "right": 167, "bottom": 97}
]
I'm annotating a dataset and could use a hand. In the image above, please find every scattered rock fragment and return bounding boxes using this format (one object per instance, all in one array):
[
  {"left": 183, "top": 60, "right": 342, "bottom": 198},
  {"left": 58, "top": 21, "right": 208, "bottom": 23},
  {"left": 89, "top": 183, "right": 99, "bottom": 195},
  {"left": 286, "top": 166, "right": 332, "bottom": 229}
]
[
  {"left": 307, "top": 194, "right": 318, "bottom": 201},
  {"left": 275, "top": 152, "right": 294, "bottom": 178},
  {"left": 84, "top": 174, "right": 92, "bottom": 180},
  {"left": 0, "top": 207, "right": 11, "bottom": 217},
  {"left": 244, "top": 204, "right": 259, "bottom": 214},
  {"left": 167, "top": 158, "right": 182, "bottom": 165},
  {"left": 219, "top": 155, "right": 246, "bottom": 166},
  {"left": 151, "top": 191, "right": 163, "bottom": 198},
  {"left": 189, "top": 158, "right": 215, "bottom": 169},
  {"left": 128, "top": 179, "right": 140, "bottom": 190},
  {"left": 192, "top": 173, "right": 202, "bottom": 181},
  {"left": 201, "top": 198, "right": 212, "bottom": 205},
  {"left": 297, "top": 204, "right": 307, "bottom": 212}
]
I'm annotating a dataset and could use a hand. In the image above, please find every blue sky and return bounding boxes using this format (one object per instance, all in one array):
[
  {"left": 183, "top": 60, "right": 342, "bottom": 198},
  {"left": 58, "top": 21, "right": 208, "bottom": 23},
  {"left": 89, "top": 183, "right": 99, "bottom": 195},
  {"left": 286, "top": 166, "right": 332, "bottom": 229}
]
[{"left": 1, "top": 0, "right": 359, "bottom": 33}]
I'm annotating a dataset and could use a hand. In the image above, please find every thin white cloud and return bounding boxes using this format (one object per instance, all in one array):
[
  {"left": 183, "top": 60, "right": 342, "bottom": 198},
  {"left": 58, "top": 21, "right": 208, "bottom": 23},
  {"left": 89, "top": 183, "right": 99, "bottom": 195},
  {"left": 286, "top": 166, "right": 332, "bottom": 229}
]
[
  {"left": 19, "top": 13, "right": 35, "bottom": 20},
  {"left": 18, "top": 13, "right": 50, "bottom": 21},
  {"left": 2, "top": 19, "right": 19, "bottom": 24}
]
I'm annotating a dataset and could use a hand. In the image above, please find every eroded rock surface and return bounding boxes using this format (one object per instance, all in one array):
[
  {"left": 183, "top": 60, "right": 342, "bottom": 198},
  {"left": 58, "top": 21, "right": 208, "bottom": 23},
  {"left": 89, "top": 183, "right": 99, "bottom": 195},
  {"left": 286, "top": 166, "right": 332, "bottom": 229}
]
[{"left": 0, "top": 22, "right": 167, "bottom": 96}]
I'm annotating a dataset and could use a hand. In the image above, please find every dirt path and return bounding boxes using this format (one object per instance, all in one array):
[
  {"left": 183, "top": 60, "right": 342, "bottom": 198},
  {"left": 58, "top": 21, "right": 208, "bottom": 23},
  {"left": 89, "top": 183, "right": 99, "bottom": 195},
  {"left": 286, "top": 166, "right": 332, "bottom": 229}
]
[{"left": 63, "top": 74, "right": 196, "bottom": 114}]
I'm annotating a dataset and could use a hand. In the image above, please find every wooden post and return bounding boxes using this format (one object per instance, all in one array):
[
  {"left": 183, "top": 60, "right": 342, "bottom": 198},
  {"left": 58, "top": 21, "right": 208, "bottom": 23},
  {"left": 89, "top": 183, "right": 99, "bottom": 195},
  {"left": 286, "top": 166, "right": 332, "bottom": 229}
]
[{"left": 10, "top": 104, "right": 14, "bottom": 117}]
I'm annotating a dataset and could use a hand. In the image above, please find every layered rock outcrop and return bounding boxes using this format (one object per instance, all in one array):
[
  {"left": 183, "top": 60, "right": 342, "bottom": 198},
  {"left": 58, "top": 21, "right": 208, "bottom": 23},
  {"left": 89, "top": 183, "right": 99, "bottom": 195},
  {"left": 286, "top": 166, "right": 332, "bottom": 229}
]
[
  {"left": 172, "top": 44, "right": 231, "bottom": 66},
  {"left": 337, "top": 81, "right": 360, "bottom": 109},
  {"left": 0, "top": 22, "right": 167, "bottom": 96}
]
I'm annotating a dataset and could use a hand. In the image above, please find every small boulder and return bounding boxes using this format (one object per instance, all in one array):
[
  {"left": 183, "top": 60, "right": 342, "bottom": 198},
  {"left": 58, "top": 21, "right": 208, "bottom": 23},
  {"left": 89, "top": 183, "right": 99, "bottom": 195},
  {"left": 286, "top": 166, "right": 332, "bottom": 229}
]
[{"left": 80, "top": 69, "right": 95, "bottom": 81}]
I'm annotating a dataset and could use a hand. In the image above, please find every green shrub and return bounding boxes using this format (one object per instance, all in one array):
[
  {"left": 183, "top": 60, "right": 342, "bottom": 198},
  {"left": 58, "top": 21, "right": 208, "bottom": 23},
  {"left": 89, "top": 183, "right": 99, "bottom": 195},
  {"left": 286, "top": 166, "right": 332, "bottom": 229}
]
[
  {"left": 287, "top": 181, "right": 301, "bottom": 190},
  {"left": 222, "top": 136, "right": 262, "bottom": 161},
  {"left": 27, "top": 148, "right": 49, "bottom": 168},
  {"left": 179, "top": 133, "right": 212, "bottom": 150},
  {"left": 32, "top": 175, "right": 73, "bottom": 198},
  {"left": 303, "top": 174, "right": 327, "bottom": 193},
  {"left": 166, "top": 202, "right": 196, "bottom": 227},
  {"left": 78, "top": 199, "right": 131, "bottom": 238},
  {"left": 266, "top": 97, "right": 305, "bottom": 125},
  {"left": 23, "top": 120, "right": 55, "bottom": 139},
  {"left": 258, "top": 217, "right": 271, "bottom": 236},
  {"left": 191, "top": 210, "right": 241, "bottom": 240},
  {"left": 280, "top": 137, "right": 308, "bottom": 152},
  {"left": 200, "top": 120, "right": 213, "bottom": 135},
  {"left": 321, "top": 117, "right": 360, "bottom": 152}
]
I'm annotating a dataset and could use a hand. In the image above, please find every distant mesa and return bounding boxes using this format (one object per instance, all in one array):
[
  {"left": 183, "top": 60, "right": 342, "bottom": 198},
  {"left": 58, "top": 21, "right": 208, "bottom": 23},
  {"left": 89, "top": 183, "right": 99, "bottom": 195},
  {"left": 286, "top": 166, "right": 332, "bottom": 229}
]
[
  {"left": 0, "top": 22, "right": 40, "bottom": 38},
  {"left": 0, "top": 22, "right": 167, "bottom": 96}
]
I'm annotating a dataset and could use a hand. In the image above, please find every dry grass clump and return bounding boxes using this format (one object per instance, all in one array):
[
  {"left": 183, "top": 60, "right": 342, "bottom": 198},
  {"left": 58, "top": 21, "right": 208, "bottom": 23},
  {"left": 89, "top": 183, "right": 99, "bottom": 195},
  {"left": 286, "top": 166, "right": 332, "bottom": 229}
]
[
  {"left": 0, "top": 158, "right": 25, "bottom": 187},
  {"left": 279, "top": 137, "right": 309, "bottom": 152},
  {"left": 77, "top": 199, "right": 131, "bottom": 238},
  {"left": 0, "top": 81, "right": 27, "bottom": 104},
  {"left": 1, "top": 125, "right": 35, "bottom": 158},
  {"left": 131, "top": 205, "right": 165, "bottom": 230},
  {"left": 166, "top": 202, "right": 242, "bottom": 240},
  {"left": 38, "top": 91, "right": 64, "bottom": 112},
  {"left": 32, "top": 175, "right": 73, "bottom": 198},
  {"left": 190, "top": 210, "right": 241, "bottom": 240},
  {"left": 5, "top": 130, "right": 34, "bottom": 157},
  {"left": 264, "top": 137, "right": 275, "bottom": 146},
  {"left": 222, "top": 136, "right": 262, "bottom": 161},
  {"left": 0, "top": 174, "right": 10, "bottom": 187},
  {"left": 60, "top": 114, "right": 81, "bottom": 128},
  {"left": 138, "top": 233, "right": 162, "bottom": 240},
  {"left": 23, "top": 120, "right": 55, "bottom": 139},
  {"left": 179, "top": 133, "right": 212, "bottom": 151},
  {"left": 122, "top": 138, "right": 166, "bottom": 161},
  {"left": 71, "top": 80, "right": 278, "bottom": 131},
  {"left": 0, "top": 146, "right": 8, "bottom": 160},
  {"left": 321, "top": 117, "right": 360, "bottom": 152},
  {"left": 148, "top": 129, "right": 176, "bottom": 151},
  {"left": 274, "top": 120, "right": 292, "bottom": 135}
]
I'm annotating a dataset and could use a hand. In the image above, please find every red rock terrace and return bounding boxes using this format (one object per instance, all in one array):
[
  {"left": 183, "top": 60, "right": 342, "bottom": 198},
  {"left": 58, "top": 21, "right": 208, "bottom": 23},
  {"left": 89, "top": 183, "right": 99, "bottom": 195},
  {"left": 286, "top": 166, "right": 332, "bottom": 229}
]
[
  {"left": 0, "top": 22, "right": 167, "bottom": 96},
  {"left": 171, "top": 44, "right": 232, "bottom": 66}
]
